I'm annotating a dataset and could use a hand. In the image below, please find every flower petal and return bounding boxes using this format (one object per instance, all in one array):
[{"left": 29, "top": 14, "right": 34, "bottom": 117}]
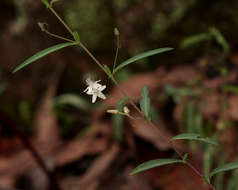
[
  {"left": 97, "top": 92, "right": 106, "bottom": 99},
  {"left": 83, "top": 87, "right": 89, "bottom": 92},
  {"left": 84, "top": 79, "right": 106, "bottom": 103},
  {"left": 99, "top": 85, "right": 106, "bottom": 91},
  {"left": 92, "top": 94, "right": 97, "bottom": 103}
]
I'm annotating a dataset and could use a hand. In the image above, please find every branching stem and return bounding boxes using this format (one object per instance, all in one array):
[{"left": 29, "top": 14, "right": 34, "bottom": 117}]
[
  {"left": 45, "top": 30, "right": 74, "bottom": 42},
  {"left": 46, "top": 7, "right": 216, "bottom": 190},
  {"left": 172, "top": 143, "right": 216, "bottom": 190}
]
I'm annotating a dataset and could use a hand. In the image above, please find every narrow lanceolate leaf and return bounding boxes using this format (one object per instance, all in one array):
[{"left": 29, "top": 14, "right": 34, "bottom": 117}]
[
  {"left": 140, "top": 86, "right": 151, "bottom": 120},
  {"left": 199, "top": 138, "right": 219, "bottom": 146},
  {"left": 113, "top": 47, "right": 173, "bottom": 73},
  {"left": 131, "top": 158, "right": 185, "bottom": 175},
  {"left": 13, "top": 42, "right": 76, "bottom": 73},
  {"left": 104, "top": 65, "right": 113, "bottom": 78},
  {"left": 172, "top": 133, "right": 200, "bottom": 140},
  {"left": 210, "top": 160, "right": 238, "bottom": 177},
  {"left": 209, "top": 27, "right": 229, "bottom": 54},
  {"left": 180, "top": 33, "right": 211, "bottom": 48},
  {"left": 73, "top": 31, "right": 80, "bottom": 42},
  {"left": 54, "top": 94, "right": 91, "bottom": 111},
  {"left": 172, "top": 133, "right": 219, "bottom": 146},
  {"left": 183, "top": 153, "right": 189, "bottom": 162},
  {"left": 41, "top": 0, "right": 50, "bottom": 8}
]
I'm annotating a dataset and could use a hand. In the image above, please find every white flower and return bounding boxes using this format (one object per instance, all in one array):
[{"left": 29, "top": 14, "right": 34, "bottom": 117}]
[{"left": 84, "top": 78, "right": 106, "bottom": 103}]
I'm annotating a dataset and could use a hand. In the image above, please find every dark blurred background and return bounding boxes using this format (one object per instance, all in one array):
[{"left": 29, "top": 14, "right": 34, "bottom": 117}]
[{"left": 1, "top": 0, "right": 238, "bottom": 189}]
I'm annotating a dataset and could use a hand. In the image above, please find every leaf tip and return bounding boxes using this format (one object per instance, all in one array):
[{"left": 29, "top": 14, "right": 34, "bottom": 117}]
[
  {"left": 12, "top": 67, "right": 20, "bottom": 74},
  {"left": 130, "top": 171, "right": 135, "bottom": 175}
]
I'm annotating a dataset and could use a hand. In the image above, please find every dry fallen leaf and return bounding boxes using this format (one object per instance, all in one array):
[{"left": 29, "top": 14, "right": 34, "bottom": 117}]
[
  {"left": 55, "top": 136, "right": 108, "bottom": 167},
  {"left": 161, "top": 65, "right": 199, "bottom": 85},
  {"left": 105, "top": 67, "right": 167, "bottom": 106},
  {"left": 200, "top": 93, "right": 221, "bottom": 119},
  {"left": 33, "top": 64, "right": 65, "bottom": 148},
  {"left": 147, "top": 164, "right": 209, "bottom": 190},
  {"left": 129, "top": 114, "right": 172, "bottom": 150},
  {"left": 78, "top": 143, "right": 119, "bottom": 189}
]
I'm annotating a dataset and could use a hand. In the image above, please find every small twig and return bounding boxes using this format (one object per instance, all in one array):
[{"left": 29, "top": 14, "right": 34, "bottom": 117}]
[
  {"left": 45, "top": 30, "right": 74, "bottom": 43},
  {"left": 77, "top": 37, "right": 216, "bottom": 189}
]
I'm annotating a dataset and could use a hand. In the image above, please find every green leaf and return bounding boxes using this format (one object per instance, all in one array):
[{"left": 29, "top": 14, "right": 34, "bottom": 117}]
[
  {"left": 104, "top": 65, "right": 113, "bottom": 78},
  {"left": 131, "top": 158, "right": 185, "bottom": 175},
  {"left": 41, "top": 0, "right": 50, "bottom": 8},
  {"left": 13, "top": 42, "right": 76, "bottom": 73},
  {"left": 172, "top": 133, "right": 219, "bottom": 146},
  {"left": 203, "top": 145, "right": 216, "bottom": 179},
  {"left": 54, "top": 94, "right": 91, "bottom": 111},
  {"left": 209, "top": 27, "right": 229, "bottom": 55},
  {"left": 199, "top": 138, "right": 219, "bottom": 146},
  {"left": 210, "top": 160, "right": 238, "bottom": 178},
  {"left": 183, "top": 153, "right": 189, "bottom": 162},
  {"left": 140, "top": 86, "right": 151, "bottom": 120},
  {"left": 172, "top": 133, "right": 200, "bottom": 139},
  {"left": 180, "top": 33, "right": 211, "bottom": 48},
  {"left": 214, "top": 154, "right": 226, "bottom": 190},
  {"left": 113, "top": 47, "right": 173, "bottom": 73},
  {"left": 73, "top": 31, "right": 80, "bottom": 42}
]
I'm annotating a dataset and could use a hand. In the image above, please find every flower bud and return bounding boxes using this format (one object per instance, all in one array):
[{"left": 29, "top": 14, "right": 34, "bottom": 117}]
[
  {"left": 107, "top": 109, "right": 119, "bottom": 114},
  {"left": 123, "top": 106, "right": 130, "bottom": 114}
]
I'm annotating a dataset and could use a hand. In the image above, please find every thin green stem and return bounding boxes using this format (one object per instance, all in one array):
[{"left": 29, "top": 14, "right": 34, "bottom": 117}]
[
  {"left": 172, "top": 143, "right": 216, "bottom": 190},
  {"left": 45, "top": 30, "right": 75, "bottom": 42},
  {"left": 46, "top": 7, "right": 165, "bottom": 130},
  {"left": 46, "top": 7, "right": 140, "bottom": 113},
  {"left": 49, "top": 7, "right": 74, "bottom": 37},
  {"left": 78, "top": 41, "right": 142, "bottom": 114},
  {"left": 45, "top": 8, "right": 215, "bottom": 188},
  {"left": 77, "top": 40, "right": 216, "bottom": 189}
]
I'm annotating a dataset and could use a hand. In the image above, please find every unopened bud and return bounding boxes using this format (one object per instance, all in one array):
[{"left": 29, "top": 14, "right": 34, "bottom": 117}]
[
  {"left": 114, "top": 27, "right": 120, "bottom": 36},
  {"left": 123, "top": 106, "right": 130, "bottom": 114},
  {"left": 107, "top": 109, "right": 119, "bottom": 114}
]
